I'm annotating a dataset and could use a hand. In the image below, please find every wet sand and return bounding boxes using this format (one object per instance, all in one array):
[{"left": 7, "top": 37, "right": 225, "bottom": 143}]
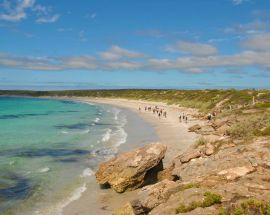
[{"left": 62, "top": 97, "right": 200, "bottom": 215}]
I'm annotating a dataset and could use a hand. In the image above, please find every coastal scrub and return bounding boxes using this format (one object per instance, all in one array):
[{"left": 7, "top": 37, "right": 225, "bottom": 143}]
[{"left": 176, "top": 192, "right": 222, "bottom": 213}]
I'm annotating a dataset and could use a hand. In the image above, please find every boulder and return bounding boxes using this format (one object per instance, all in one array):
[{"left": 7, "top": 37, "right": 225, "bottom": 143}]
[
  {"left": 157, "top": 165, "right": 176, "bottom": 181},
  {"left": 188, "top": 124, "right": 201, "bottom": 132},
  {"left": 95, "top": 143, "right": 167, "bottom": 193},
  {"left": 179, "top": 149, "right": 202, "bottom": 163},
  {"left": 204, "top": 143, "right": 215, "bottom": 156},
  {"left": 113, "top": 203, "right": 135, "bottom": 215},
  {"left": 129, "top": 180, "right": 181, "bottom": 214},
  {"left": 196, "top": 125, "right": 215, "bottom": 135},
  {"left": 217, "top": 165, "right": 256, "bottom": 180}
]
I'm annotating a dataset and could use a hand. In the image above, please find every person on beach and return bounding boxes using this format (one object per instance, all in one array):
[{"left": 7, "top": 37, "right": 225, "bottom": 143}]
[
  {"left": 145, "top": 106, "right": 147, "bottom": 111},
  {"left": 139, "top": 107, "right": 141, "bottom": 112},
  {"left": 207, "top": 113, "right": 212, "bottom": 122},
  {"left": 179, "top": 114, "right": 182, "bottom": 122},
  {"left": 185, "top": 115, "right": 188, "bottom": 123},
  {"left": 158, "top": 112, "right": 161, "bottom": 119},
  {"left": 163, "top": 111, "right": 167, "bottom": 118}
]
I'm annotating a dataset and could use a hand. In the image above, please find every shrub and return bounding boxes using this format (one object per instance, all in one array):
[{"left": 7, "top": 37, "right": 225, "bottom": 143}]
[
  {"left": 175, "top": 192, "right": 222, "bottom": 214},
  {"left": 227, "top": 115, "right": 270, "bottom": 140},
  {"left": 218, "top": 199, "right": 270, "bottom": 215},
  {"left": 182, "top": 182, "right": 200, "bottom": 190},
  {"left": 261, "top": 126, "right": 270, "bottom": 136},
  {"left": 202, "top": 192, "right": 222, "bottom": 207},
  {"left": 195, "top": 137, "right": 208, "bottom": 147}
]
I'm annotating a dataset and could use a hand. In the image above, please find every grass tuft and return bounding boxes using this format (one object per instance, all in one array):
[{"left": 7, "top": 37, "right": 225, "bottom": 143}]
[{"left": 195, "top": 137, "right": 208, "bottom": 147}]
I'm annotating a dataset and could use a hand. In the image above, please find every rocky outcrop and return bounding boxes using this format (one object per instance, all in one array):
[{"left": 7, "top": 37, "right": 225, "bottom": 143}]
[
  {"left": 129, "top": 180, "right": 180, "bottom": 214},
  {"left": 217, "top": 165, "right": 255, "bottom": 180},
  {"left": 178, "top": 149, "right": 202, "bottom": 163},
  {"left": 95, "top": 143, "right": 167, "bottom": 193},
  {"left": 196, "top": 125, "right": 215, "bottom": 135},
  {"left": 112, "top": 138, "right": 270, "bottom": 215},
  {"left": 188, "top": 124, "right": 201, "bottom": 132},
  {"left": 113, "top": 203, "right": 135, "bottom": 215}
]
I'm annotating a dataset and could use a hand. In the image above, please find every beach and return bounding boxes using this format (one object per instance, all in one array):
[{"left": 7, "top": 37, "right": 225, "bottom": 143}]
[{"left": 62, "top": 97, "right": 200, "bottom": 215}]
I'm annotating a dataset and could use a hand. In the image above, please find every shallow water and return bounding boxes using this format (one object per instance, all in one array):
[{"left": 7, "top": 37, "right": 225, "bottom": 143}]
[{"left": 0, "top": 97, "right": 128, "bottom": 215}]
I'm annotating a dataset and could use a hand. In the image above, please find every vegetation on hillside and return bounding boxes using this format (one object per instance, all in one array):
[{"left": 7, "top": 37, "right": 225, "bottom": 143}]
[{"left": 0, "top": 89, "right": 269, "bottom": 113}]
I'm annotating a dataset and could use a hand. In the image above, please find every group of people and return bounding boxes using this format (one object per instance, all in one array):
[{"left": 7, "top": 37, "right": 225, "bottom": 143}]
[
  {"left": 139, "top": 105, "right": 167, "bottom": 119},
  {"left": 179, "top": 113, "right": 188, "bottom": 123}
]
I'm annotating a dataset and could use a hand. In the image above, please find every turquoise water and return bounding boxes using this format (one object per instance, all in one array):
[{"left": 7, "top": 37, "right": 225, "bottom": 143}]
[{"left": 0, "top": 97, "right": 127, "bottom": 215}]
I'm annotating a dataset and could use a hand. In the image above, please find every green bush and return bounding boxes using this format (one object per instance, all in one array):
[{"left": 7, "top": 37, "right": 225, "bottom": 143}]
[
  {"left": 261, "top": 126, "right": 270, "bottom": 136},
  {"left": 202, "top": 192, "right": 222, "bottom": 207},
  {"left": 176, "top": 192, "right": 222, "bottom": 214},
  {"left": 182, "top": 182, "right": 200, "bottom": 190},
  {"left": 227, "top": 115, "right": 270, "bottom": 139},
  {"left": 218, "top": 199, "right": 270, "bottom": 215}
]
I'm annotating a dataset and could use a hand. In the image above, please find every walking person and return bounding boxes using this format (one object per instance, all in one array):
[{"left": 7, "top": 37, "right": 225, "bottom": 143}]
[
  {"left": 179, "top": 114, "right": 182, "bottom": 122},
  {"left": 163, "top": 111, "right": 167, "bottom": 118}
]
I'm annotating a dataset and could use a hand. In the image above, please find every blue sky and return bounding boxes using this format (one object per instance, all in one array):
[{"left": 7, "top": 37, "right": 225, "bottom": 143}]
[{"left": 0, "top": 0, "right": 270, "bottom": 90}]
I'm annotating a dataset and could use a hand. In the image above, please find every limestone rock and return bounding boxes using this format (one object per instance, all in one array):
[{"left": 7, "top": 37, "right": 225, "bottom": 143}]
[
  {"left": 129, "top": 180, "right": 181, "bottom": 214},
  {"left": 217, "top": 165, "right": 256, "bottom": 180},
  {"left": 113, "top": 203, "right": 135, "bottom": 215},
  {"left": 204, "top": 143, "right": 215, "bottom": 156},
  {"left": 179, "top": 149, "right": 202, "bottom": 163},
  {"left": 196, "top": 125, "right": 215, "bottom": 135},
  {"left": 188, "top": 124, "right": 201, "bottom": 132},
  {"left": 95, "top": 143, "right": 167, "bottom": 193}
]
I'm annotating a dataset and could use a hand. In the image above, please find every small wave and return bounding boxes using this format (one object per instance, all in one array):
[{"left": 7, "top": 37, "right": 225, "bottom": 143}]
[
  {"left": 112, "top": 108, "right": 120, "bottom": 121},
  {"left": 102, "top": 128, "right": 112, "bottom": 142},
  {"left": 61, "top": 129, "right": 90, "bottom": 135},
  {"left": 9, "top": 160, "right": 16, "bottom": 165},
  {"left": 57, "top": 183, "right": 87, "bottom": 214},
  {"left": 38, "top": 167, "right": 50, "bottom": 173},
  {"left": 61, "top": 130, "right": 69, "bottom": 134},
  {"left": 94, "top": 117, "right": 100, "bottom": 123},
  {"left": 114, "top": 126, "right": 128, "bottom": 147},
  {"left": 91, "top": 147, "right": 117, "bottom": 158},
  {"left": 80, "top": 168, "right": 94, "bottom": 178}
]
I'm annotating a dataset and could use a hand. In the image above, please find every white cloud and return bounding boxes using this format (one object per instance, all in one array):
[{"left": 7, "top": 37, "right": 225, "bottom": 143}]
[
  {"left": 0, "top": 0, "right": 59, "bottom": 23},
  {"left": 232, "top": 0, "right": 247, "bottom": 5},
  {"left": 62, "top": 56, "right": 97, "bottom": 69},
  {"left": 91, "top": 13, "right": 96, "bottom": 19},
  {"left": 0, "top": 48, "right": 270, "bottom": 73},
  {"left": 1, "top": 45, "right": 270, "bottom": 73},
  {"left": 167, "top": 41, "right": 218, "bottom": 56},
  {"left": 147, "top": 51, "right": 270, "bottom": 71},
  {"left": 78, "top": 30, "right": 88, "bottom": 42},
  {"left": 242, "top": 33, "right": 270, "bottom": 50},
  {"left": 57, "top": 28, "right": 72, "bottom": 32},
  {"left": 36, "top": 14, "right": 59, "bottom": 23},
  {"left": 224, "top": 21, "right": 269, "bottom": 35},
  {"left": 0, "top": 0, "right": 35, "bottom": 21},
  {"left": 99, "top": 45, "right": 145, "bottom": 60}
]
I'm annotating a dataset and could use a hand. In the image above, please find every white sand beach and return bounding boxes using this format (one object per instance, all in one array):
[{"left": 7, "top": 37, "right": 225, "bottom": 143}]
[{"left": 62, "top": 97, "right": 200, "bottom": 215}]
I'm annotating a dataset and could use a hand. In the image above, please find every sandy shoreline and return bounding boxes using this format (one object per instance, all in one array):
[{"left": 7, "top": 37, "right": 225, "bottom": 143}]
[{"left": 59, "top": 97, "right": 200, "bottom": 215}]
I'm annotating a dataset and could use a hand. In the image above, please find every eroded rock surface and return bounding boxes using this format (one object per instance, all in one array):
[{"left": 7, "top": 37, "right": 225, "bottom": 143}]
[{"left": 95, "top": 143, "right": 167, "bottom": 193}]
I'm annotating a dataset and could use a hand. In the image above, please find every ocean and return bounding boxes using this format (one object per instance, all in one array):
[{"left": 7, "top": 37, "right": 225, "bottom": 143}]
[{"left": 0, "top": 97, "right": 131, "bottom": 215}]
